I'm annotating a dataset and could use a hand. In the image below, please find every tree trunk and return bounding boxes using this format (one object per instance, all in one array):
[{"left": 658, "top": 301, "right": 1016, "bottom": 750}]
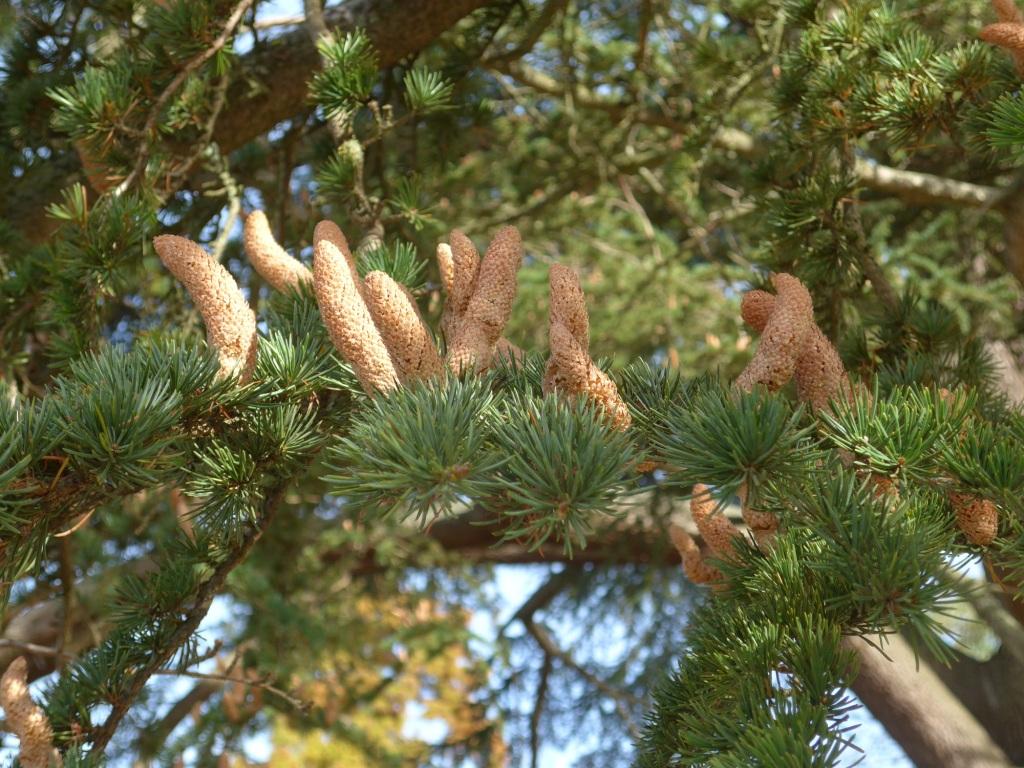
[{"left": 846, "top": 635, "right": 1012, "bottom": 767}]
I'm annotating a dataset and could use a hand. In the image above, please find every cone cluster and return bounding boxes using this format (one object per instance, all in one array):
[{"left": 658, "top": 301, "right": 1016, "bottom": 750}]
[
  {"left": 668, "top": 484, "right": 739, "bottom": 587},
  {"left": 542, "top": 264, "right": 632, "bottom": 430},
  {"left": 153, "top": 235, "right": 258, "bottom": 383},
  {"left": 672, "top": 272, "right": 854, "bottom": 587},
  {"left": 312, "top": 221, "right": 397, "bottom": 394},
  {"left": 0, "top": 657, "right": 61, "bottom": 768},
  {"left": 980, "top": 0, "right": 1024, "bottom": 75},
  {"left": 738, "top": 278, "right": 853, "bottom": 411}
]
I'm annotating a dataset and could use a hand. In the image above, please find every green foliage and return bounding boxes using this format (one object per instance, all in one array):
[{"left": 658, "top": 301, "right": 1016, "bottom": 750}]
[
  {"left": 358, "top": 240, "right": 428, "bottom": 291},
  {"left": 4, "top": 0, "right": 1024, "bottom": 765},
  {"left": 944, "top": 420, "right": 1024, "bottom": 515},
  {"left": 403, "top": 67, "right": 455, "bottom": 114},
  {"left": 819, "top": 385, "right": 972, "bottom": 482},
  {"left": 487, "top": 394, "right": 637, "bottom": 555},
  {"left": 655, "top": 384, "right": 814, "bottom": 499},
  {"left": 310, "top": 29, "right": 380, "bottom": 123},
  {"left": 43, "top": 185, "right": 157, "bottom": 361},
  {"left": 787, "top": 470, "right": 959, "bottom": 656},
  {"left": 55, "top": 361, "right": 182, "bottom": 489},
  {"left": 323, "top": 378, "right": 502, "bottom": 525}
]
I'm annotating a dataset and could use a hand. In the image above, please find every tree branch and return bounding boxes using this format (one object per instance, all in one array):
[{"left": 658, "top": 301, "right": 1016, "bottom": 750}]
[
  {"left": 846, "top": 634, "right": 1011, "bottom": 768},
  {"left": 136, "top": 679, "right": 222, "bottom": 758},
  {"left": 522, "top": 617, "right": 643, "bottom": 741},
  {"left": 529, "top": 652, "right": 551, "bottom": 768},
  {"left": 494, "top": 60, "right": 1005, "bottom": 211},
  {"left": 87, "top": 484, "right": 289, "bottom": 754},
  {"left": 7, "top": 0, "right": 494, "bottom": 239}
]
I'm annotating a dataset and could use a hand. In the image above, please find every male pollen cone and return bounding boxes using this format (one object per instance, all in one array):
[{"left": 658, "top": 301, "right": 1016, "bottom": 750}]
[
  {"left": 363, "top": 270, "right": 442, "bottom": 383},
  {"left": 690, "top": 483, "right": 741, "bottom": 556},
  {"left": 312, "top": 222, "right": 398, "bottom": 395},
  {"left": 446, "top": 226, "right": 523, "bottom": 373},
  {"left": 668, "top": 523, "right": 722, "bottom": 584},
  {"left": 734, "top": 273, "right": 814, "bottom": 394},
  {"left": 0, "top": 657, "right": 59, "bottom": 768},
  {"left": 154, "top": 235, "right": 258, "bottom": 383},
  {"left": 994, "top": 0, "right": 1024, "bottom": 23},
  {"left": 243, "top": 210, "right": 312, "bottom": 291},
  {"left": 740, "top": 282, "right": 852, "bottom": 411},
  {"left": 950, "top": 491, "right": 999, "bottom": 546},
  {"left": 543, "top": 265, "right": 632, "bottom": 430}
]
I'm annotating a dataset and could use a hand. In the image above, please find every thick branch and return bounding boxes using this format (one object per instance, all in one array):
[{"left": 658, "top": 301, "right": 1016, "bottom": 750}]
[
  {"left": 846, "top": 634, "right": 1011, "bottom": 768},
  {"left": 6, "top": 0, "right": 493, "bottom": 237},
  {"left": 495, "top": 60, "right": 1004, "bottom": 211}
]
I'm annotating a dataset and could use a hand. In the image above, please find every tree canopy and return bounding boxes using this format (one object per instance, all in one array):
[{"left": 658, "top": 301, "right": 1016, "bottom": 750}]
[{"left": 2, "top": 0, "right": 1024, "bottom": 766}]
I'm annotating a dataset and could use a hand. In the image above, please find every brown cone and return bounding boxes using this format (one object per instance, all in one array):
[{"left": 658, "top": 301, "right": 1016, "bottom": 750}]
[
  {"left": 447, "top": 226, "right": 523, "bottom": 373},
  {"left": 690, "top": 483, "right": 741, "bottom": 557},
  {"left": 734, "top": 273, "right": 814, "bottom": 394},
  {"left": 154, "top": 235, "right": 258, "bottom": 383},
  {"left": 0, "top": 657, "right": 60, "bottom": 768},
  {"left": 548, "top": 264, "right": 590, "bottom": 349},
  {"left": 739, "top": 277, "right": 851, "bottom": 411},
  {"left": 980, "top": 21, "right": 1024, "bottom": 50},
  {"left": 950, "top": 492, "right": 999, "bottom": 546},
  {"left": 243, "top": 210, "right": 312, "bottom": 292},
  {"left": 363, "top": 270, "right": 442, "bottom": 383},
  {"left": 668, "top": 523, "right": 722, "bottom": 584},
  {"left": 738, "top": 482, "right": 778, "bottom": 546},
  {"left": 312, "top": 223, "right": 398, "bottom": 395},
  {"left": 994, "top": 0, "right": 1024, "bottom": 23},
  {"left": 440, "top": 230, "right": 481, "bottom": 344},
  {"left": 543, "top": 264, "right": 631, "bottom": 430}
]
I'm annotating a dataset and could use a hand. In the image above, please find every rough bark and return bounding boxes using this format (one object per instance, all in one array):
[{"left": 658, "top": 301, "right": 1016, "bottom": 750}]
[
  {"left": 846, "top": 634, "right": 1012, "bottom": 767},
  {"left": 925, "top": 644, "right": 1024, "bottom": 763}
]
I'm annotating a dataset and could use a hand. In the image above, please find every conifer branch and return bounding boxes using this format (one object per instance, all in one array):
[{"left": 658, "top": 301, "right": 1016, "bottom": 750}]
[
  {"left": 117, "top": 0, "right": 255, "bottom": 194},
  {"left": 496, "top": 60, "right": 1006, "bottom": 211},
  {"left": 87, "top": 482, "right": 289, "bottom": 753}
]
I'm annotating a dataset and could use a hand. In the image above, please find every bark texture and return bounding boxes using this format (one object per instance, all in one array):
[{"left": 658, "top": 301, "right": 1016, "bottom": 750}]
[
  {"left": 927, "top": 644, "right": 1024, "bottom": 763},
  {"left": 846, "top": 634, "right": 1012, "bottom": 767}
]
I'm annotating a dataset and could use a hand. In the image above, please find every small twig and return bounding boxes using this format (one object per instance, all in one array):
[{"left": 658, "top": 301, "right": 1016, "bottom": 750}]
[
  {"left": 252, "top": 14, "right": 303, "bottom": 30},
  {"left": 0, "top": 639, "right": 74, "bottom": 660},
  {"left": 842, "top": 144, "right": 900, "bottom": 313},
  {"left": 209, "top": 153, "right": 243, "bottom": 262},
  {"left": 482, "top": 0, "right": 567, "bottom": 66},
  {"left": 152, "top": 668, "right": 306, "bottom": 710},
  {"left": 529, "top": 653, "right": 552, "bottom": 768},
  {"left": 56, "top": 539, "right": 74, "bottom": 665},
  {"left": 87, "top": 482, "right": 288, "bottom": 753},
  {"left": 523, "top": 617, "right": 643, "bottom": 741},
  {"left": 116, "top": 0, "right": 254, "bottom": 194},
  {"left": 303, "top": 0, "right": 349, "bottom": 143}
]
